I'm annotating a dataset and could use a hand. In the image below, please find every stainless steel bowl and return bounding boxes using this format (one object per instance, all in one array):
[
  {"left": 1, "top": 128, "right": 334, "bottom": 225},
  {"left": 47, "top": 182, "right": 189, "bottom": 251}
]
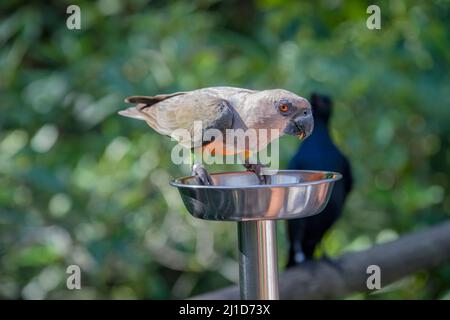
[{"left": 170, "top": 170, "right": 341, "bottom": 221}]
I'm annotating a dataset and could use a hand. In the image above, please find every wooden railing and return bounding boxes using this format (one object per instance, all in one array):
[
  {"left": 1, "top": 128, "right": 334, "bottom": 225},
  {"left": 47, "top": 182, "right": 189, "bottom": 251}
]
[{"left": 192, "top": 221, "right": 450, "bottom": 299}]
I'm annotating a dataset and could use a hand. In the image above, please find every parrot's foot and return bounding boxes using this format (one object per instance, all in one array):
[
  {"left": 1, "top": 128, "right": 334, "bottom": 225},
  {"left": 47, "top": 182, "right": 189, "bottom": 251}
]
[
  {"left": 243, "top": 163, "right": 267, "bottom": 184},
  {"left": 192, "top": 164, "right": 214, "bottom": 186}
]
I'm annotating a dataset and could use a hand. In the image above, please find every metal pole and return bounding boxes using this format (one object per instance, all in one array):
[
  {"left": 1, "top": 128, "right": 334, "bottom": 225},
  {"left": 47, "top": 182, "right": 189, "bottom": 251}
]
[{"left": 237, "top": 220, "right": 279, "bottom": 300}]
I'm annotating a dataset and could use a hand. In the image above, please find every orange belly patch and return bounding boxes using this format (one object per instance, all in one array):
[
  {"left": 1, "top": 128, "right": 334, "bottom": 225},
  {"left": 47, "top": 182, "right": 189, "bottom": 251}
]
[{"left": 202, "top": 140, "right": 250, "bottom": 157}]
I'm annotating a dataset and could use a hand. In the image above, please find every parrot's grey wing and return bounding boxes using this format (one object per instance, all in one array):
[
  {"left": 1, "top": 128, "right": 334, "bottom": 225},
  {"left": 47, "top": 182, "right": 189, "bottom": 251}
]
[
  {"left": 120, "top": 92, "right": 234, "bottom": 149},
  {"left": 200, "top": 87, "right": 257, "bottom": 98}
]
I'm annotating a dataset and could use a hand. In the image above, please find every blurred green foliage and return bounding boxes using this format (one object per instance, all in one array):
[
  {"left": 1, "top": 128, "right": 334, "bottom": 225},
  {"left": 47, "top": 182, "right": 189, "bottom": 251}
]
[{"left": 0, "top": 0, "right": 449, "bottom": 299}]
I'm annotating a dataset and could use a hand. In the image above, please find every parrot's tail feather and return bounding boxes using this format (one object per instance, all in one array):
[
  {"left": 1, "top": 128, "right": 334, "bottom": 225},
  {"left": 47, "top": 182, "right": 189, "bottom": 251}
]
[
  {"left": 125, "top": 92, "right": 186, "bottom": 109},
  {"left": 118, "top": 108, "right": 144, "bottom": 120}
]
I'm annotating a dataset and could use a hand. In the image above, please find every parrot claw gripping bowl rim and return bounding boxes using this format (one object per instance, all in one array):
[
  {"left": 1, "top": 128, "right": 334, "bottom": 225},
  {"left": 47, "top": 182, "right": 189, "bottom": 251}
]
[{"left": 170, "top": 170, "right": 342, "bottom": 221}]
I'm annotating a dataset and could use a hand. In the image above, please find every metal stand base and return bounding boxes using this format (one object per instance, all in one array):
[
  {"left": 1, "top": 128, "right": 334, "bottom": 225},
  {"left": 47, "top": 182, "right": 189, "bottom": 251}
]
[{"left": 237, "top": 220, "right": 279, "bottom": 300}]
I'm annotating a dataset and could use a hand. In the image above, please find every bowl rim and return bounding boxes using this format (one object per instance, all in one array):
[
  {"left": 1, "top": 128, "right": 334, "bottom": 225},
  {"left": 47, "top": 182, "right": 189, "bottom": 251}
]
[{"left": 170, "top": 169, "right": 342, "bottom": 190}]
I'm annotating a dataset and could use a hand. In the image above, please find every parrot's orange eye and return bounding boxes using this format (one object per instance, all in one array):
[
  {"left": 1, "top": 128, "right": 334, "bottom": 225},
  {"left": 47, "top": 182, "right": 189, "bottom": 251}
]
[{"left": 279, "top": 104, "right": 289, "bottom": 112}]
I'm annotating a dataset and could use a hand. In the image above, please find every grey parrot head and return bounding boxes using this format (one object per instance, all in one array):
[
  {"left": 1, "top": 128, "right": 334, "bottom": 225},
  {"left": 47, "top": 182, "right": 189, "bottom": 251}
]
[{"left": 249, "top": 89, "right": 314, "bottom": 140}]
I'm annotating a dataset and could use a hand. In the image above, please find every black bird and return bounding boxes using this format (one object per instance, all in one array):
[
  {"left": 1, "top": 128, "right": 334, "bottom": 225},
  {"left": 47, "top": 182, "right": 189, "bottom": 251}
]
[{"left": 286, "top": 93, "right": 353, "bottom": 266}]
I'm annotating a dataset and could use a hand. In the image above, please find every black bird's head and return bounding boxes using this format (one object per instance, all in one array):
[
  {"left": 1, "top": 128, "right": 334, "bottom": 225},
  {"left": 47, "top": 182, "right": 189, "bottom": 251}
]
[{"left": 310, "top": 93, "right": 333, "bottom": 125}]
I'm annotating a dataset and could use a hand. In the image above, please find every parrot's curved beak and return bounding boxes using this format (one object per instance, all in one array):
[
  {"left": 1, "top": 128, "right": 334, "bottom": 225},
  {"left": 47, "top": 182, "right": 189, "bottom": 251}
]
[{"left": 283, "top": 112, "right": 314, "bottom": 140}]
